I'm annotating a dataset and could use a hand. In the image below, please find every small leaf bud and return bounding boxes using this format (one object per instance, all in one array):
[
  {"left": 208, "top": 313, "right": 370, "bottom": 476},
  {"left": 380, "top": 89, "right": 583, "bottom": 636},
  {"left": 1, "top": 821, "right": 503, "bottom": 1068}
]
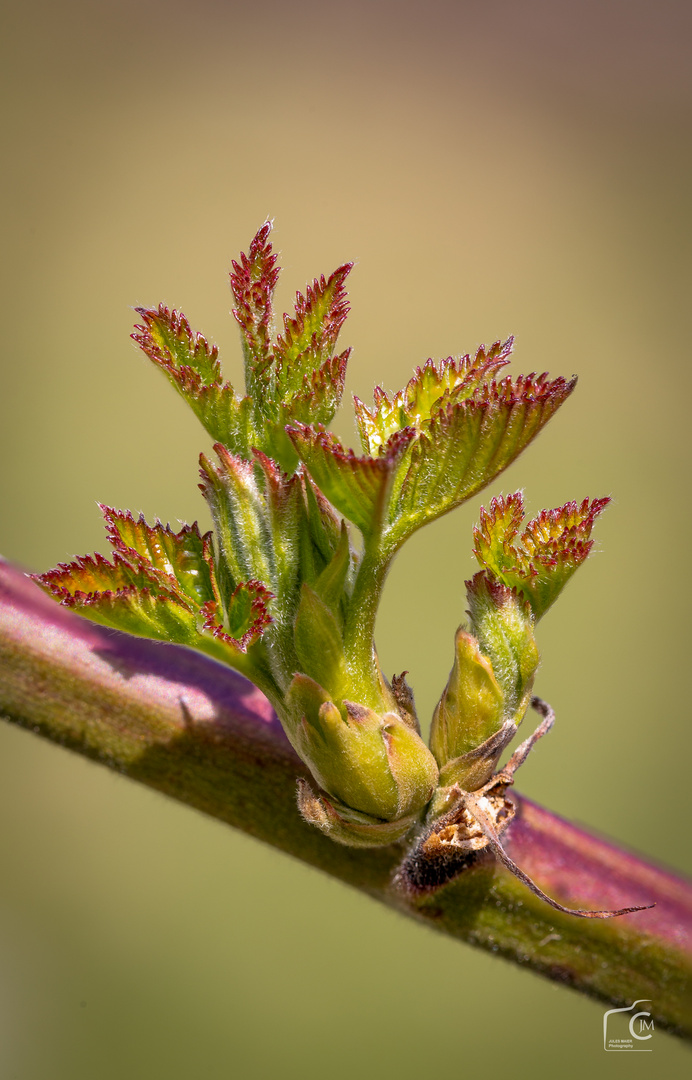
[
  {"left": 466, "top": 571, "right": 539, "bottom": 724},
  {"left": 286, "top": 674, "right": 438, "bottom": 832},
  {"left": 430, "top": 628, "right": 508, "bottom": 789}
]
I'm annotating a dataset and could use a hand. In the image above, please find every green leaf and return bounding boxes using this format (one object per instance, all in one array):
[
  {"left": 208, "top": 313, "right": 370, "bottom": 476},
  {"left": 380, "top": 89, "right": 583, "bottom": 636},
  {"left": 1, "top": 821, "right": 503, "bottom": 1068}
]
[
  {"left": 473, "top": 492, "right": 610, "bottom": 619},
  {"left": 132, "top": 303, "right": 222, "bottom": 384},
  {"left": 251, "top": 451, "right": 305, "bottom": 615},
  {"left": 200, "top": 579, "right": 273, "bottom": 653},
  {"left": 136, "top": 227, "right": 354, "bottom": 473},
  {"left": 312, "top": 520, "right": 352, "bottom": 618},
  {"left": 33, "top": 550, "right": 197, "bottom": 644},
  {"left": 184, "top": 384, "right": 255, "bottom": 457},
  {"left": 471, "top": 491, "right": 525, "bottom": 574},
  {"left": 293, "top": 584, "right": 348, "bottom": 696},
  {"left": 199, "top": 446, "right": 274, "bottom": 590},
  {"left": 198, "top": 445, "right": 311, "bottom": 612},
  {"left": 34, "top": 548, "right": 271, "bottom": 661},
  {"left": 302, "top": 470, "right": 344, "bottom": 569},
  {"left": 56, "top": 585, "right": 204, "bottom": 645},
  {"left": 230, "top": 226, "right": 353, "bottom": 449},
  {"left": 230, "top": 220, "right": 279, "bottom": 390},
  {"left": 100, "top": 505, "right": 214, "bottom": 607},
  {"left": 198, "top": 445, "right": 352, "bottom": 687},
  {"left": 275, "top": 349, "right": 351, "bottom": 429},
  {"left": 385, "top": 372, "right": 577, "bottom": 547},
  {"left": 36, "top": 551, "right": 174, "bottom": 604},
  {"left": 291, "top": 371, "right": 575, "bottom": 549},
  {"left": 354, "top": 338, "right": 513, "bottom": 455},
  {"left": 132, "top": 304, "right": 255, "bottom": 457},
  {"left": 274, "top": 263, "right": 353, "bottom": 374},
  {"left": 271, "top": 264, "right": 353, "bottom": 426},
  {"left": 287, "top": 424, "right": 415, "bottom": 538},
  {"left": 295, "top": 470, "right": 353, "bottom": 595}
]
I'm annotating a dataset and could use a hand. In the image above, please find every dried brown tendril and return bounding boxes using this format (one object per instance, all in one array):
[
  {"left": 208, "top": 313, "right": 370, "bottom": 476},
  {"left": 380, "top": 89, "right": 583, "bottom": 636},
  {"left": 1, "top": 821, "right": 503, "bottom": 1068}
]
[{"left": 395, "top": 697, "right": 656, "bottom": 919}]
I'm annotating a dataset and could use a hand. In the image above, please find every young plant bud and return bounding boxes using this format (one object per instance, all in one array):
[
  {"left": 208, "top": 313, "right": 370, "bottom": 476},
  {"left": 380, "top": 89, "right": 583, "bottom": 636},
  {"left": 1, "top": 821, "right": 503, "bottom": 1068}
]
[
  {"left": 38, "top": 225, "right": 602, "bottom": 861},
  {"left": 285, "top": 674, "right": 438, "bottom": 842},
  {"left": 428, "top": 573, "right": 539, "bottom": 812},
  {"left": 473, "top": 492, "right": 610, "bottom": 621},
  {"left": 466, "top": 571, "right": 539, "bottom": 725},
  {"left": 429, "top": 628, "right": 507, "bottom": 790}
]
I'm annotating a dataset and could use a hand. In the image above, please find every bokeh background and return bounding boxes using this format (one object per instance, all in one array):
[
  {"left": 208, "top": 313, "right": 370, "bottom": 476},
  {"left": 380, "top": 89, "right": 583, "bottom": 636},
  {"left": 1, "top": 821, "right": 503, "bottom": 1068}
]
[{"left": 1, "top": 0, "right": 691, "bottom": 1075}]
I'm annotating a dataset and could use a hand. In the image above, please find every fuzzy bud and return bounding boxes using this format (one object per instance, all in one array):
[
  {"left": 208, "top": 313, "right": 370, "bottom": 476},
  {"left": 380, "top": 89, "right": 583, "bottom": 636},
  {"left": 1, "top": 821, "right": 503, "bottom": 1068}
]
[
  {"left": 465, "top": 571, "right": 539, "bottom": 724},
  {"left": 430, "top": 628, "right": 508, "bottom": 790},
  {"left": 285, "top": 674, "right": 438, "bottom": 842}
]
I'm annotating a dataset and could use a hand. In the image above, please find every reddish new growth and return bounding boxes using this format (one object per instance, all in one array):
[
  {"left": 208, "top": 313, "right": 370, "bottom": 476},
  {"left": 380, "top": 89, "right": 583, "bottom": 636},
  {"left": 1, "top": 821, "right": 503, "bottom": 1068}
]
[
  {"left": 35, "top": 507, "right": 272, "bottom": 656},
  {"left": 31, "top": 221, "right": 651, "bottom": 922},
  {"left": 353, "top": 338, "right": 515, "bottom": 453},
  {"left": 230, "top": 221, "right": 280, "bottom": 364},
  {"left": 473, "top": 492, "right": 611, "bottom": 619},
  {"left": 275, "top": 263, "right": 353, "bottom": 364},
  {"left": 37, "top": 550, "right": 176, "bottom": 608},
  {"left": 132, "top": 305, "right": 223, "bottom": 389}
]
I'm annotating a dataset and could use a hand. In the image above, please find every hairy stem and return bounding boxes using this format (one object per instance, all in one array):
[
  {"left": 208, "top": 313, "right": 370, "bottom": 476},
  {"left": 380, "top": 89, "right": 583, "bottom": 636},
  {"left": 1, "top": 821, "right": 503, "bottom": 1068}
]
[
  {"left": 343, "top": 542, "right": 391, "bottom": 706},
  {"left": 1, "top": 559, "right": 690, "bottom": 1038}
]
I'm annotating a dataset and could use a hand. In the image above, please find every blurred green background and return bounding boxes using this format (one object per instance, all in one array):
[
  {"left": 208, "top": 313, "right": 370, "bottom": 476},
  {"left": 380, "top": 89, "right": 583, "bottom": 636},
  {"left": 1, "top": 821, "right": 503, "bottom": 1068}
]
[{"left": 1, "top": 0, "right": 690, "bottom": 1075}]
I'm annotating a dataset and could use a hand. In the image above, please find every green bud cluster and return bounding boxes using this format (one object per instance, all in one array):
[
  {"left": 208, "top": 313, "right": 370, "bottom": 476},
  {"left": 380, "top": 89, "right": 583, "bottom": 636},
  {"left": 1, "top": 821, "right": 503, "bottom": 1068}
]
[{"left": 284, "top": 674, "right": 438, "bottom": 845}]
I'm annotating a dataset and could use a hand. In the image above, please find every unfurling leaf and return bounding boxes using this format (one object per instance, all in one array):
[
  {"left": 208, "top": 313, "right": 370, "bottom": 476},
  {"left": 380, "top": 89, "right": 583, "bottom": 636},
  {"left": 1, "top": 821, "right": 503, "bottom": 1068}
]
[
  {"left": 132, "top": 304, "right": 254, "bottom": 458},
  {"left": 312, "top": 521, "right": 352, "bottom": 618},
  {"left": 275, "top": 263, "right": 352, "bottom": 372},
  {"left": 292, "top": 370, "right": 575, "bottom": 550},
  {"left": 133, "top": 303, "right": 222, "bottom": 384},
  {"left": 260, "top": 261, "right": 353, "bottom": 444},
  {"left": 200, "top": 579, "right": 273, "bottom": 653},
  {"left": 230, "top": 220, "right": 279, "bottom": 388},
  {"left": 34, "top": 510, "right": 272, "bottom": 666},
  {"left": 429, "top": 492, "right": 607, "bottom": 797},
  {"left": 36, "top": 551, "right": 173, "bottom": 605},
  {"left": 286, "top": 425, "right": 415, "bottom": 538},
  {"left": 354, "top": 338, "right": 513, "bottom": 455},
  {"left": 275, "top": 349, "right": 351, "bottom": 427},
  {"left": 199, "top": 446, "right": 276, "bottom": 590},
  {"left": 198, "top": 443, "right": 341, "bottom": 612},
  {"left": 100, "top": 506, "right": 214, "bottom": 606},
  {"left": 135, "top": 224, "right": 354, "bottom": 474},
  {"left": 293, "top": 584, "right": 348, "bottom": 697},
  {"left": 302, "top": 470, "right": 345, "bottom": 577},
  {"left": 271, "top": 263, "right": 353, "bottom": 427},
  {"left": 198, "top": 442, "right": 362, "bottom": 691},
  {"left": 473, "top": 491, "right": 610, "bottom": 619},
  {"left": 229, "top": 223, "right": 353, "bottom": 461},
  {"left": 385, "top": 373, "right": 576, "bottom": 547}
]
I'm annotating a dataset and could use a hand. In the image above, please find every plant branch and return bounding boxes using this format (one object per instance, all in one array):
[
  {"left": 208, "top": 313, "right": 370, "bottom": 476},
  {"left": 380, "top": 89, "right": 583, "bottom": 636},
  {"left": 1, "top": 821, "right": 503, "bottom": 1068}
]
[{"left": 1, "top": 559, "right": 690, "bottom": 1038}]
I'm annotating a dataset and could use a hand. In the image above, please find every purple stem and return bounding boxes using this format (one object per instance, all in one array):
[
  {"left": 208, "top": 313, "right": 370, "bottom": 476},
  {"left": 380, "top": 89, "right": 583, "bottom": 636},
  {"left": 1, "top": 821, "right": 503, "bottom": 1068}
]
[{"left": 1, "top": 559, "right": 690, "bottom": 1035}]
